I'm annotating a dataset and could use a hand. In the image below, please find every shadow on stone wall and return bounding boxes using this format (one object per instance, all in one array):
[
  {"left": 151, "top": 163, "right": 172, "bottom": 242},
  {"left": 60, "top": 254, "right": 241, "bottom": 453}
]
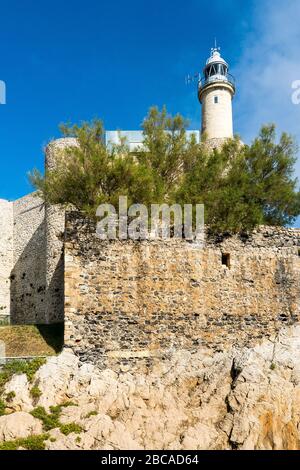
[
  {"left": 10, "top": 225, "right": 65, "bottom": 326},
  {"left": 36, "top": 323, "right": 64, "bottom": 353},
  {"left": 45, "top": 252, "right": 65, "bottom": 324},
  {"left": 10, "top": 222, "right": 46, "bottom": 324}
]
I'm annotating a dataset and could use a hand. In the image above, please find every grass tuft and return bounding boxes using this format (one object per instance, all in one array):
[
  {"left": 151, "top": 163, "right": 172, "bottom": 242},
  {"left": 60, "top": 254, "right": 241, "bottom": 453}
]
[
  {"left": 0, "top": 399, "right": 6, "bottom": 416},
  {"left": 31, "top": 402, "right": 81, "bottom": 435},
  {"left": 60, "top": 423, "right": 83, "bottom": 436},
  {"left": 0, "top": 433, "right": 49, "bottom": 451},
  {"left": 84, "top": 410, "right": 97, "bottom": 419},
  {"left": 30, "top": 386, "right": 42, "bottom": 399},
  {"left": 31, "top": 406, "right": 60, "bottom": 431},
  {"left": 0, "top": 358, "right": 46, "bottom": 394}
]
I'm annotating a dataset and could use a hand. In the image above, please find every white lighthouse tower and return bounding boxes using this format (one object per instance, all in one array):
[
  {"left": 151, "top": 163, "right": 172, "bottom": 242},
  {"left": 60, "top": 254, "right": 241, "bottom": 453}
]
[{"left": 198, "top": 46, "right": 235, "bottom": 143}]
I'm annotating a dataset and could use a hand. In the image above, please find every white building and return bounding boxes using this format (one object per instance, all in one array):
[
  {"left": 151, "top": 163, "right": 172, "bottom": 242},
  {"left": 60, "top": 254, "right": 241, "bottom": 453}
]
[{"left": 105, "top": 130, "right": 200, "bottom": 152}]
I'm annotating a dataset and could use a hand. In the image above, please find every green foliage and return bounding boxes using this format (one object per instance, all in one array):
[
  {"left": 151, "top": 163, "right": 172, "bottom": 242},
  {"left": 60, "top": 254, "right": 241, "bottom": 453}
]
[
  {"left": 137, "top": 106, "right": 194, "bottom": 202},
  {"left": 5, "top": 391, "right": 16, "bottom": 403},
  {"left": 29, "top": 108, "right": 300, "bottom": 233},
  {"left": 30, "top": 118, "right": 157, "bottom": 218},
  {"left": 31, "top": 406, "right": 60, "bottom": 431},
  {"left": 30, "top": 385, "right": 42, "bottom": 399},
  {"left": 29, "top": 109, "right": 194, "bottom": 215},
  {"left": 60, "top": 422, "right": 83, "bottom": 436},
  {"left": 177, "top": 127, "right": 300, "bottom": 232},
  {"left": 0, "top": 399, "right": 6, "bottom": 416},
  {"left": 0, "top": 358, "right": 46, "bottom": 394},
  {"left": 84, "top": 410, "right": 97, "bottom": 418},
  {"left": 31, "top": 402, "right": 80, "bottom": 434},
  {"left": 240, "top": 126, "right": 300, "bottom": 227},
  {"left": 0, "top": 433, "right": 49, "bottom": 451}
]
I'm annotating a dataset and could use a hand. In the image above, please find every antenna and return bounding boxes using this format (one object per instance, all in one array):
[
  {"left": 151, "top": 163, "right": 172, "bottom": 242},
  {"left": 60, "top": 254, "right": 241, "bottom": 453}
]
[
  {"left": 213, "top": 38, "right": 220, "bottom": 53},
  {"left": 185, "top": 72, "right": 201, "bottom": 86}
]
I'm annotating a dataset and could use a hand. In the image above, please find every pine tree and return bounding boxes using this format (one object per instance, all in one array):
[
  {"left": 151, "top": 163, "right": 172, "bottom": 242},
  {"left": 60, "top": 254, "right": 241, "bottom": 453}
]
[{"left": 29, "top": 109, "right": 300, "bottom": 232}]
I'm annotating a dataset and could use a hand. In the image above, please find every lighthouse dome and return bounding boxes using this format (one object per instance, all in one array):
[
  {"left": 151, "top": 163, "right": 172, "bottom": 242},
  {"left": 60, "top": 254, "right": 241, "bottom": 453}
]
[
  {"left": 206, "top": 49, "right": 228, "bottom": 67},
  {"left": 199, "top": 46, "right": 235, "bottom": 92}
]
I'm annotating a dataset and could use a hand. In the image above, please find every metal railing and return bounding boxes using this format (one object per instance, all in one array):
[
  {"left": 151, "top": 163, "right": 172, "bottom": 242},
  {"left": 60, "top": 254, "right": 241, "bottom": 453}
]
[{"left": 198, "top": 73, "right": 235, "bottom": 91}]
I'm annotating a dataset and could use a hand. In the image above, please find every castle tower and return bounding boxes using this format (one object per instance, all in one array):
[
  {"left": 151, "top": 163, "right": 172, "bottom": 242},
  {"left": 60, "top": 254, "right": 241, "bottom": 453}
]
[
  {"left": 45, "top": 138, "right": 77, "bottom": 324},
  {"left": 198, "top": 46, "right": 235, "bottom": 143}
]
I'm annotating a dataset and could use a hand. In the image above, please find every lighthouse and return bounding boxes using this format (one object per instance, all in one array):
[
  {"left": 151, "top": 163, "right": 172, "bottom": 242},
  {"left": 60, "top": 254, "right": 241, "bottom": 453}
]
[{"left": 198, "top": 47, "right": 235, "bottom": 142}]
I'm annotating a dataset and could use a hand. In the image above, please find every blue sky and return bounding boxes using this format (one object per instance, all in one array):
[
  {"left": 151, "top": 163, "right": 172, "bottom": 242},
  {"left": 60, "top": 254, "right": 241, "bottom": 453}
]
[{"left": 0, "top": 0, "right": 299, "bottom": 225}]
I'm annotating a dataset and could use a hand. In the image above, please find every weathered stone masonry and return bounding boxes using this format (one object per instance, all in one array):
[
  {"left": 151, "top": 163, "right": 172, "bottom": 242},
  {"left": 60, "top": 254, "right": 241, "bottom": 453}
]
[
  {"left": 64, "top": 213, "right": 300, "bottom": 367},
  {"left": 0, "top": 194, "right": 46, "bottom": 324}
]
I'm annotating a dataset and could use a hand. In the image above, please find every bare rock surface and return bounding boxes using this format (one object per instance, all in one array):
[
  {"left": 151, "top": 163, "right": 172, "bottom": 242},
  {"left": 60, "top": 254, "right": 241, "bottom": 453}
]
[
  {"left": 0, "top": 412, "right": 43, "bottom": 441},
  {"left": 1, "top": 325, "right": 300, "bottom": 449},
  {"left": 4, "top": 374, "right": 32, "bottom": 412}
]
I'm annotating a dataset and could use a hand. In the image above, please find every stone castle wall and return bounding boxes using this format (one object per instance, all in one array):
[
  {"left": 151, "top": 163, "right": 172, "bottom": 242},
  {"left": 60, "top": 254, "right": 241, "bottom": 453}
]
[
  {"left": 0, "top": 194, "right": 47, "bottom": 324},
  {"left": 64, "top": 213, "right": 300, "bottom": 368},
  {"left": 44, "top": 139, "right": 77, "bottom": 324},
  {"left": 10, "top": 193, "right": 46, "bottom": 324}
]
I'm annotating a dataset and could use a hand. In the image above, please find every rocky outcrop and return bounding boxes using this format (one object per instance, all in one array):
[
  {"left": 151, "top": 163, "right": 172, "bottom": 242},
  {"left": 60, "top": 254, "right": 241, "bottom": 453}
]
[
  {"left": 4, "top": 374, "right": 32, "bottom": 412},
  {"left": 0, "top": 412, "right": 43, "bottom": 441},
  {"left": 1, "top": 325, "right": 300, "bottom": 450}
]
